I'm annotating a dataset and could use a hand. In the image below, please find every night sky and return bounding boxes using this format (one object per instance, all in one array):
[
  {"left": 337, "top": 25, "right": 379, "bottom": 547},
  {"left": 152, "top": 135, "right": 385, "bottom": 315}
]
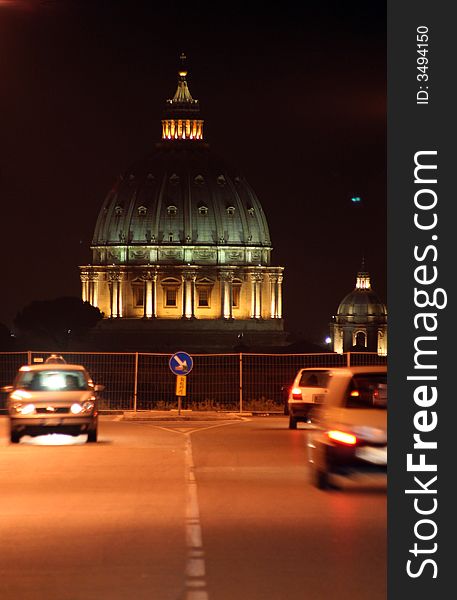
[{"left": 0, "top": 0, "right": 386, "bottom": 345}]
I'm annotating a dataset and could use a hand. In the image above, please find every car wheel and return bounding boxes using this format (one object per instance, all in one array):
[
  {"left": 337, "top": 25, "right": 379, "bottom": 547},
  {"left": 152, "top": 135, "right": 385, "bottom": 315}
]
[
  {"left": 87, "top": 428, "right": 98, "bottom": 443},
  {"left": 313, "top": 467, "right": 330, "bottom": 490},
  {"left": 288, "top": 416, "right": 297, "bottom": 429},
  {"left": 10, "top": 431, "right": 21, "bottom": 444}
]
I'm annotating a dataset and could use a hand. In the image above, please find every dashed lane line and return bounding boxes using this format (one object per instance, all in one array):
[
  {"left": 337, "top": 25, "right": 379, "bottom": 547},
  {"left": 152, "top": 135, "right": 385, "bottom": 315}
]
[{"left": 185, "top": 435, "right": 208, "bottom": 600}]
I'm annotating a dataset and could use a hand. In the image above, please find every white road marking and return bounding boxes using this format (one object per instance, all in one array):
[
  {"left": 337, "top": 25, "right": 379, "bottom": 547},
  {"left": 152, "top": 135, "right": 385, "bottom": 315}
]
[
  {"left": 153, "top": 419, "right": 247, "bottom": 436},
  {"left": 185, "top": 436, "right": 209, "bottom": 600},
  {"left": 141, "top": 419, "right": 249, "bottom": 598}
]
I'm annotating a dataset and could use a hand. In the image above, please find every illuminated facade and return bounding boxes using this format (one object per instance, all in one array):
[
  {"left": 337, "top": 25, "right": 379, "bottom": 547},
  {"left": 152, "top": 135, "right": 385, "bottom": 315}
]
[
  {"left": 330, "top": 264, "right": 387, "bottom": 355},
  {"left": 79, "top": 56, "right": 285, "bottom": 350}
]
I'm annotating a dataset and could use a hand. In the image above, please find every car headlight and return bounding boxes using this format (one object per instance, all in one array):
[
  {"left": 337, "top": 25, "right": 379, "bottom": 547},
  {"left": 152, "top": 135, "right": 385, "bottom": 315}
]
[
  {"left": 12, "top": 403, "right": 36, "bottom": 415},
  {"left": 70, "top": 401, "right": 95, "bottom": 415},
  {"left": 10, "top": 390, "right": 32, "bottom": 401}
]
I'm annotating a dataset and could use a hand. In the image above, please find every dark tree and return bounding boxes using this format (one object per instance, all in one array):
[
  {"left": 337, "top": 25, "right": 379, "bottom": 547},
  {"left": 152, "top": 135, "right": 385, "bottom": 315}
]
[
  {"left": 13, "top": 297, "right": 103, "bottom": 349},
  {"left": 0, "top": 321, "right": 13, "bottom": 350}
]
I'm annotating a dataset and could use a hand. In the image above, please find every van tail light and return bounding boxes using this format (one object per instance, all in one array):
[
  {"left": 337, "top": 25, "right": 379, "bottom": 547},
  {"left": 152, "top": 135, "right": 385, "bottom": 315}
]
[
  {"left": 327, "top": 430, "right": 357, "bottom": 446},
  {"left": 291, "top": 387, "right": 302, "bottom": 399}
]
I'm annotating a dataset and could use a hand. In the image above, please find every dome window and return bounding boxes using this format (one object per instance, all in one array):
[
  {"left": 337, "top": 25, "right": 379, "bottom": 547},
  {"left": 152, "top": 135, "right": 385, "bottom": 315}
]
[
  {"left": 217, "top": 175, "right": 226, "bottom": 186},
  {"left": 147, "top": 173, "right": 155, "bottom": 181},
  {"left": 129, "top": 174, "right": 135, "bottom": 181},
  {"left": 115, "top": 206, "right": 123, "bottom": 216},
  {"left": 167, "top": 205, "right": 178, "bottom": 216},
  {"left": 169, "top": 173, "right": 180, "bottom": 184},
  {"left": 138, "top": 206, "right": 147, "bottom": 216},
  {"left": 247, "top": 207, "right": 255, "bottom": 216},
  {"left": 194, "top": 174, "right": 205, "bottom": 185},
  {"left": 226, "top": 206, "right": 236, "bottom": 216},
  {"left": 198, "top": 205, "right": 208, "bottom": 216}
]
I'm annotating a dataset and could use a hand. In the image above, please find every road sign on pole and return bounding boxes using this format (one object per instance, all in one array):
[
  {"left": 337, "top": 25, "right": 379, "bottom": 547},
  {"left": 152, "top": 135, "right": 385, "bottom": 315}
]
[{"left": 169, "top": 351, "right": 193, "bottom": 375}]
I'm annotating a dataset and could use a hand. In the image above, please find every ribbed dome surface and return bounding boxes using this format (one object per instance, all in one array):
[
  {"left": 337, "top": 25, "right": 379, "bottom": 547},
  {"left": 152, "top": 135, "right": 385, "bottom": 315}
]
[
  {"left": 337, "top": 288, "right": 387, "bottom": 319},
  {"left": 92, "top": 143, "right": 271, "bottom": 254}
]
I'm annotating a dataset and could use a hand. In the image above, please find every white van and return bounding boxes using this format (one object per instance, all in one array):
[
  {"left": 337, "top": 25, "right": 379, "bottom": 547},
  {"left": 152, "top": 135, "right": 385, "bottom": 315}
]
[{"left": 287, "top": 368, "right": 331, "bottom": 429}]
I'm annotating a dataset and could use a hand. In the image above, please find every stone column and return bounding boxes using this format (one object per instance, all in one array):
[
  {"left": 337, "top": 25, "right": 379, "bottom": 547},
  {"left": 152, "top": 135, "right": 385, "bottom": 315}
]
[
  {"left": 142, "top": 271, "right": 157, "bottom": 318},
  {"left": 80, "top": 272, "right": 89, "bottom": 303},
  {"left": 250, "top": 274, "right": 256, "bottom": 318},
  {"left": 108, "top": 272, "right": 123, "bottom": 318},
  {"left": 118, "top": 272, "right": 124, "bottom": 317},
  {"left": 220, "top": 272, "right": 233, "bottom": 319},
  {"left": 277, "top": 274, "right": 283, "bottom": 319},
  {"left": 87, "top": 272, "right": 99, "bottom": 308},
  {"left": 108, "top": 274, "right": 117, "bottom": 318},
  {"left": 256, "top": 273, "right": 262, "bottom": 319},
  {"left": 269, "top": 274, "right": 277, "bottom": 319},
  {"left": 228, "top": 279, "right": 233, "bottom": 319},
  {"left": 220, "top": 276, "right": 226, "bottom": 318},
  {"left": 183, "top": 271, "right": 196, "bottom": 319},
  {"left": 249, "top": 273, "right": 263, "bottom": 319}
]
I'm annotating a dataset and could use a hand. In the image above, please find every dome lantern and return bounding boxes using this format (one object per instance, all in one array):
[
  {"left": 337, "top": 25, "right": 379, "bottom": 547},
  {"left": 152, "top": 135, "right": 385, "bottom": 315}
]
[
  {"left": 162, "top": 53, "right": 204, "bottom": 141},
  {"left": 355, "top": 258, "right": 371, "bottom": 290}
]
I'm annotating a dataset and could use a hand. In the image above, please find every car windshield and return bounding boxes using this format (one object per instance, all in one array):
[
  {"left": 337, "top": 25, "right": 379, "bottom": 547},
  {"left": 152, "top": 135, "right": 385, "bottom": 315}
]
[
  {"left": 345, "top": 374, "right": 387, "bottom": 409},
  {"left": 298, "top": 371, "right": 329, "bottom": 388},
  {"left": 16, "top": 370, "right": 90, "bottom": 392}
]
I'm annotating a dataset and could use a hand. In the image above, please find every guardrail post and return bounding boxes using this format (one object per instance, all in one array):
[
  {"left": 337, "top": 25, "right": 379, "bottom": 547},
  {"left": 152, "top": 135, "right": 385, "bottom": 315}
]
[
  {"left": 27, "top": 350, "right": 32, "bottom": 365},
  {"left": 239, "top": 353, "right": 243, "bottom": 414},
  {"left": 133, "top": 352, "right": 139, "bottom": 412},
  {"left": 346, "top": 352, "right": 351, "bottom": 367}
]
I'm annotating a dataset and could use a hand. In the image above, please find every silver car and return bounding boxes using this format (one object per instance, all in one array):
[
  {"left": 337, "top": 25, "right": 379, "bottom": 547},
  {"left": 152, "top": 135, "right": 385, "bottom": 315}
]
[
  {"left": 308, "top": 366, "right": 387, "bottom": 489},
  {"left": 3, "top": 364, "right": 104, "bottom": 444}
]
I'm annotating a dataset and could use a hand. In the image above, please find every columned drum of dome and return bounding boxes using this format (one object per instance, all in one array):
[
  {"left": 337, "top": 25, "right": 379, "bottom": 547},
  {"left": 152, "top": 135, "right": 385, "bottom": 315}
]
[
  {"left": 330, "top": 266, "right": 387, "bottom": 355},
  {"left": 79, "top": 56, "right": 285, "bottom": 351}
]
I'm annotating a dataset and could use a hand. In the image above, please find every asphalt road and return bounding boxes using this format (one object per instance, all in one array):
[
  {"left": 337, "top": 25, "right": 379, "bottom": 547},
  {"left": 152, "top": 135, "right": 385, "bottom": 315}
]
[{"left": 0, "top": 416, "right": 386, "bottom": 600}]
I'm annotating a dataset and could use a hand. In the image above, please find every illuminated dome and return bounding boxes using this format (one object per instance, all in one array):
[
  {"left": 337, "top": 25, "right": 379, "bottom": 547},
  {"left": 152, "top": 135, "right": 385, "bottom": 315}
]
[
  {"left": 330, "top": 263, "right": 387, "bottom": 355},
  {"left": 80, "top": 54, "right": 285, "bottom": 351},
  {"left": 336, "top": 271, "right": 387, "bottom": 320},
  {"left": 92, "top": 146, "right": 272, "bottom": 262}
]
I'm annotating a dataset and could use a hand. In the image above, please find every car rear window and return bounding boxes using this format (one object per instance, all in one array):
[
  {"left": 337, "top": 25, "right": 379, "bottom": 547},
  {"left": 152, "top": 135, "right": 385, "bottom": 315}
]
[
  {"left": 17, "top": 370, "right": 91, "bottom": 392},
  {"left": 298, "top": 371, "right": 330, "bottom": 388},
  {"left": 345, "top": 374, "right": 387, "bottom": 409}
]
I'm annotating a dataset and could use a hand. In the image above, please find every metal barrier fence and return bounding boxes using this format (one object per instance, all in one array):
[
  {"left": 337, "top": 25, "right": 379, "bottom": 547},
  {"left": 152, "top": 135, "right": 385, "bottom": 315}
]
[{"left": 0, "top": 351, "right": 387, "bottom": 412}]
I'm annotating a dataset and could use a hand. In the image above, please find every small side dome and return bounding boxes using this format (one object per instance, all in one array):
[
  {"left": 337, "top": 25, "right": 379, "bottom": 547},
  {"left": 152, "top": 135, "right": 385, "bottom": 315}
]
[{"left": 337, "top": 267, "right": 387, "bottom": 320}]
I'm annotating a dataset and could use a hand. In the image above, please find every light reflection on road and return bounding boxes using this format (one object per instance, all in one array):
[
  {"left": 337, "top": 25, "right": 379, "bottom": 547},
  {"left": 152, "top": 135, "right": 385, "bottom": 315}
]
[{"left": 18, "top": 433, "right": 88, "bottom": 446}]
